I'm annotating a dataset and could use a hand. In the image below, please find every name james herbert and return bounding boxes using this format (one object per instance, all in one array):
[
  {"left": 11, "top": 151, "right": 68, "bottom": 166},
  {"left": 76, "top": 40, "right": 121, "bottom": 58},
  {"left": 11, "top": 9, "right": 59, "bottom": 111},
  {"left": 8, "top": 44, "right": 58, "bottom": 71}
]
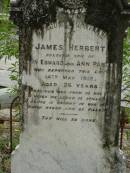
[{"left": 35, "top": 44, "right": 106, "bottom": 52}]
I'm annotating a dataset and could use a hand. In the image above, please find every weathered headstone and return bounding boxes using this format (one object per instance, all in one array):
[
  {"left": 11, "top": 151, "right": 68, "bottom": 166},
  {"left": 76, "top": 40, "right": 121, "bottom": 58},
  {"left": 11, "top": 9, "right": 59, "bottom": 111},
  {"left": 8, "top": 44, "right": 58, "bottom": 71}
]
[{"left": 10, "top": 0, "right": 130, "bottom": 173}]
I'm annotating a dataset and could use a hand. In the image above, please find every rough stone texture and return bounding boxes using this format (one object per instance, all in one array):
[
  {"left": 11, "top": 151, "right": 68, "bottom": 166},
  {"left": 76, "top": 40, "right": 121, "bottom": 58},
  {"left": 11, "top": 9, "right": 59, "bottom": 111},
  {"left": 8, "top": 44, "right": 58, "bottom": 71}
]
[
  {"left": 10, "top": 0, "right": 130, "bottom": 29},
  {"left": 10, "top": 1, "right": 130, "bottom": 173},
  {"left": 12, "top": 125, "right": 111, "bottom": 173}
]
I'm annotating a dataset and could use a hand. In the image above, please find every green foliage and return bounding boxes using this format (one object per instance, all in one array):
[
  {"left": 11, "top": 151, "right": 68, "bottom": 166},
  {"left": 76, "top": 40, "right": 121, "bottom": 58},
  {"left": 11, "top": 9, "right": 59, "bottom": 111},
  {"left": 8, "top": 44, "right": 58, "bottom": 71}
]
[
  {"left": 8, "top": 60, "right": 19, "bottom": 96},
  {"left": 12, "top": 128, "right": 21, "bottom": 150},
  {"left": 1, "top": 0, "right": 10, "bottom": 13},
  {"left": 0, "top": 170, "right": 5, "bottom": 173},
  {"left": 0, "top": 11, "right": 19, "bottom": 97},
  {"left": 0, "top": 14, "right": 20, "bottom": 173},
  {"left": 0, "top": 137, "right": 9, "bottom": 154},
  {"left": 126, "top": 130, "right": 130, "bottom": 140},
  {"left": 0, "top": 20, "right": 19, "bottom": 60},
  {"left": 0, "top": 136, "right": 10, "bottom": 173},
  {"left": 124, "top": 107, "right": 130, "bottom": 123}
]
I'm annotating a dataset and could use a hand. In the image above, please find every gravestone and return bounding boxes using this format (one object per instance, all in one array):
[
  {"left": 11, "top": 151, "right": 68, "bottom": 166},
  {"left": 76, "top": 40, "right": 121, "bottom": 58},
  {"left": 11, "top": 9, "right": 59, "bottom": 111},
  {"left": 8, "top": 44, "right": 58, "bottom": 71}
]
[{"left": 10, "top": 0, "right": 130, "bottom": 173}]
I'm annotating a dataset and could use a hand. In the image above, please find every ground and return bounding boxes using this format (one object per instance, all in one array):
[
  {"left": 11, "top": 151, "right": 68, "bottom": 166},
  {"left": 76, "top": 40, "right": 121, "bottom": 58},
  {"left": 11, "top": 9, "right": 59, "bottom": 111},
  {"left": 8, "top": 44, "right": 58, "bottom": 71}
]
[
  {"left": 0, "top": 108, "right": 130, "bottom": 173},
  {"left": 122, "top": 124, "right": 130, "bottom": 169},
  {"left": 0, "top": 108, "right": 20, "bottom": 173}
]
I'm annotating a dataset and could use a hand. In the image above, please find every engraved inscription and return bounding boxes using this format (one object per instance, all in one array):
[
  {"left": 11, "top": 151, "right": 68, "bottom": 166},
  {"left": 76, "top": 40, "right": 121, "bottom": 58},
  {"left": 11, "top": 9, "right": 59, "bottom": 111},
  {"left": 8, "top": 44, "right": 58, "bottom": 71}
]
[{"left": 23, "top": 21, "right": 107, "bottom": 124}]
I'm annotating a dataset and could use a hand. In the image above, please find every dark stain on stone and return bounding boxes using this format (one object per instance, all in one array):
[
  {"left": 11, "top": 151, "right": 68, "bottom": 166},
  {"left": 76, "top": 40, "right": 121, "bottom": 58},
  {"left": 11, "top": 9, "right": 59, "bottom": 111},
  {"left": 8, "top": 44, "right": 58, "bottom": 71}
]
[{"left": 10, "top": 0, "right": 130, "bottom": 155}]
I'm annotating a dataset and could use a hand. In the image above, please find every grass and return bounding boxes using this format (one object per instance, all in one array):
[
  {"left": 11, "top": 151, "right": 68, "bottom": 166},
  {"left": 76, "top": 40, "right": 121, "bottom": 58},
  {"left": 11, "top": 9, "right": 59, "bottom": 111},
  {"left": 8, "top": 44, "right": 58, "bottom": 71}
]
[
  {"left": 0, "top": 121, "right": 20, "bottom": 173},
  {"left": 0, "top": 134, "right": 10, "bottom": 173}
]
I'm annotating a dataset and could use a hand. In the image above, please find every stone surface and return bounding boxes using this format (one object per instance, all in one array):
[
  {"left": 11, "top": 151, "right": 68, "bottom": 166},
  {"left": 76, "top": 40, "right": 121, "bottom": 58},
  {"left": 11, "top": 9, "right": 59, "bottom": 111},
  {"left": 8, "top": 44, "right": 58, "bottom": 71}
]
[
  {"left": 9, "top": 0, "right": 130, "bottom": 172},
  {"left": 11, "top": 9, "right": 112, "bottom": 173}
]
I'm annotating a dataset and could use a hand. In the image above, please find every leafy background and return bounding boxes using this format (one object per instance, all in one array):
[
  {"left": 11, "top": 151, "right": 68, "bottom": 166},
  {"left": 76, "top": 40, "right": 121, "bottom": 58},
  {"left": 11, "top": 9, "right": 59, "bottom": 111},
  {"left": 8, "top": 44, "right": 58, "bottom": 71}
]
[{"left": 0, "top": 0, "right": 130, "bottom": 172}]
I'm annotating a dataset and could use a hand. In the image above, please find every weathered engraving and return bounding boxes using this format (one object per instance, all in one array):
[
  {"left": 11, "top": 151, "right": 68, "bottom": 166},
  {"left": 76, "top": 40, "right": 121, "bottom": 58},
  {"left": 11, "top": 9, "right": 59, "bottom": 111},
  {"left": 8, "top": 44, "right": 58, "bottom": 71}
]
[
  {"left": 11, "top": 0, "right": 130, "bottom": 171},
  {"left": 21, "top": 11, "right": 107, "bottom": 126},
  {"left": 11, "top": 10, "right": 111, "bottom": 173}
]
